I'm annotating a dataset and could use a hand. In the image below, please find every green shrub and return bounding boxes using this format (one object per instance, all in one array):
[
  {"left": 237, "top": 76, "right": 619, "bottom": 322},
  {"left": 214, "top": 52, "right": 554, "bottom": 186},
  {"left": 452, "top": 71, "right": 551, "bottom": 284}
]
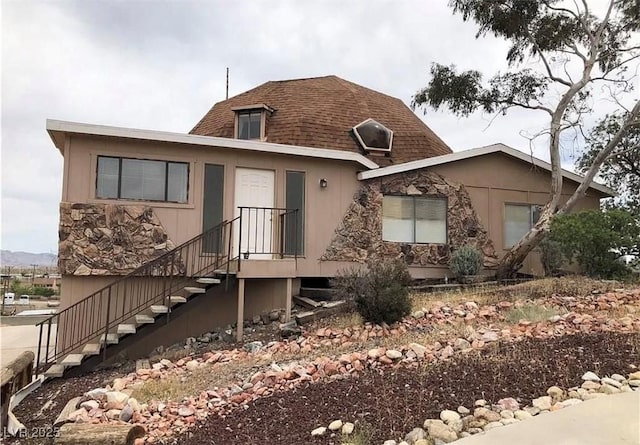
[
  {"left": 32, "top": 286, "right": 56, "bottom": 297},
  {"left": 332, "top": 259, "right": 412, "bottom": 325},
  {"left": 449, "top": 245, "right": 483, "bottom": 277},
  {"left": 540, "top": 237, "right": 564, "bottom": 276},
  {"left": 548, "top": 209, "right": 639, "bottom": 280}
]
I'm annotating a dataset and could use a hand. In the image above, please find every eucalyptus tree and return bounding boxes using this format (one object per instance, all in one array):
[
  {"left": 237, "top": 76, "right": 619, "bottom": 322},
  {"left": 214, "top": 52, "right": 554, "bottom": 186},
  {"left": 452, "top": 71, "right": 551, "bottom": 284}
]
[{"left": 413, "top": 0, "right": 640, "bottom": 277}]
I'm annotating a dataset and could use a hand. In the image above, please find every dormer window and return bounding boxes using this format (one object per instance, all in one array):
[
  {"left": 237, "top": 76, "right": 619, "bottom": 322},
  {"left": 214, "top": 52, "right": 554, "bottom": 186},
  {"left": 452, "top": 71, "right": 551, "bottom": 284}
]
[
  {"left": 237, "top": 110, "right": 262, "bottom": 140},
  {"left": 353, "top": 118, "right": 393, "bottom": 152},
  {"left": 232, "top": 103, "right": 274, "bottom": 141}
]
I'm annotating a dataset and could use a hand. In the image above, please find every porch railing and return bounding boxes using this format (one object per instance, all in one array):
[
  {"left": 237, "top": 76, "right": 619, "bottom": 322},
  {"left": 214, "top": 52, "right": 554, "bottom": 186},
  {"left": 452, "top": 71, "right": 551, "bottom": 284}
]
[{"left": 236, "top": 207, "right": 299, "bottom": 261}]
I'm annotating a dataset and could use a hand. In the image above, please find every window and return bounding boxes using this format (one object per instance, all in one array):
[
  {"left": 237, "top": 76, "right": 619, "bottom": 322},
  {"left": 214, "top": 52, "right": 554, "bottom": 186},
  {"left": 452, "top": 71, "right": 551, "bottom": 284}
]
[
  {"left": 202, "top": 164, "right": 224, "bottom": 253},
  {"left": 237, "top": 110, "right": 262, "bottom": 140},
  {"left": 353, "top": 118, "right": 393, "bottom": 152},
  {"left": 284, "top": 171, "right": 305, "bottom": 255},
  {"left": 96, "top": 156, "right": 189, "bottom": 203},
  {"left": 382, "top": 196, "right": 447, "bottom": 244},
  {"left": 504, "top": 204, "right": 542, "bottom": 247}
]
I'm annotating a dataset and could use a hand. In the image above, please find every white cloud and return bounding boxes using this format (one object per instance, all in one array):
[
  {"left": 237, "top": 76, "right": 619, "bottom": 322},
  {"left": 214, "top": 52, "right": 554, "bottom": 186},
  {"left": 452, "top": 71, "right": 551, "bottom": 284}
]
[{"left": 1, "top": 0, "right": 635, "bottom": 253}]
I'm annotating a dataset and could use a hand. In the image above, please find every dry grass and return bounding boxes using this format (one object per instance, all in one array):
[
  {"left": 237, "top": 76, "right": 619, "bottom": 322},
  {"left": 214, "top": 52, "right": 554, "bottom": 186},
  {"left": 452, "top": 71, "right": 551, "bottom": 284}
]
[
  {"left": 503, "top": 304, "right": 565, "bottom": 324},
  {"left": 411, "top": 276, "right": 620, "bottom": 312},
  {"left": 132, "top": 356, "right": 267, "bottom": 404}
]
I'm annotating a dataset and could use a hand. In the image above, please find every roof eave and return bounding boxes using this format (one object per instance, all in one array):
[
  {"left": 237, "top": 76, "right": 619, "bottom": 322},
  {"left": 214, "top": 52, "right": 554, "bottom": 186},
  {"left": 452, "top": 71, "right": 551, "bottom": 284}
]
[
  {"left": 357, "top": 143, "right": 615, "bottom": 197},
  {"left": 46, "top": 119, "right": 379, "bottom": 169}
]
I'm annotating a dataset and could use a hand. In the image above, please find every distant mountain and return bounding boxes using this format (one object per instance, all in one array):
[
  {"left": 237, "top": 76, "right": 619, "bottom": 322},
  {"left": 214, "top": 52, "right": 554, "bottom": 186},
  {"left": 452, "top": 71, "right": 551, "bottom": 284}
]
[{"left": 0, "top": 250, "right": 57, "bottom": 267}]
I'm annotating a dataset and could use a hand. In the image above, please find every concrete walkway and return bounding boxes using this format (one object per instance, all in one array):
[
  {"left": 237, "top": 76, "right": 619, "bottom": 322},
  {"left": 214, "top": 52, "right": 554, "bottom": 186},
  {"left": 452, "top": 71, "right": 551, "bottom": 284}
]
[{"left": 457, "top": 391, "right": 640, "bottom": 445}]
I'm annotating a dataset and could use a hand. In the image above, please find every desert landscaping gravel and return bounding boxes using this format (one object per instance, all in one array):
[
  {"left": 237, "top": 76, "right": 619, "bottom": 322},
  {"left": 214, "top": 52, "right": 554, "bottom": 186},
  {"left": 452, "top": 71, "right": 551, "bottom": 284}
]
[{"left": 175, "top": 332, "right": 640, "bottom": 444}]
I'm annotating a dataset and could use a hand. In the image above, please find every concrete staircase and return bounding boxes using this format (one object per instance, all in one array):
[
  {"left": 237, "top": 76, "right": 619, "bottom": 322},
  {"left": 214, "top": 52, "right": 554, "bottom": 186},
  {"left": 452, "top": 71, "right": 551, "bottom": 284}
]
[{"left": 43, "top": 273, "right": 230, "bottom": 379}]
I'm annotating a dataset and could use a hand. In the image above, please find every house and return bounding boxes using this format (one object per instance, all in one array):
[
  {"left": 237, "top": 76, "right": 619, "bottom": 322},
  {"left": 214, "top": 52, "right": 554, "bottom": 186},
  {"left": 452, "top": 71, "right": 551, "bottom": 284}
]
[{"left": 40, "top": 75, "right": 612, "bottom": 377}]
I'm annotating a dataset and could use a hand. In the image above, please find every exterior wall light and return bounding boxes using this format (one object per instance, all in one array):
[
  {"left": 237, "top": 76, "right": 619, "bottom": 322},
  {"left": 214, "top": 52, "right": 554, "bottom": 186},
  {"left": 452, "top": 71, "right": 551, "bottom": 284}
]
[{"left": 319, "top": 178, "right": 328, "bottom": 188}]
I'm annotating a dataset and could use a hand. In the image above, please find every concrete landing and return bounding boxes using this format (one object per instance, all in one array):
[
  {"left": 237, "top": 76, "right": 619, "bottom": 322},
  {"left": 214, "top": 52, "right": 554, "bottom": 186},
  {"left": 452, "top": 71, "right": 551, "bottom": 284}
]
[{"left": 457, "top": 391, "right": 640, "bottom": 445}]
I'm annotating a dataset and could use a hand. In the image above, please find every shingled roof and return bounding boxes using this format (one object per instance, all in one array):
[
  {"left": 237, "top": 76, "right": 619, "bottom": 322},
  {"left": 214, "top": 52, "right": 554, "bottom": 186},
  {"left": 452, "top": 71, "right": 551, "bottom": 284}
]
[{"left": 190, "top": 75, "right": 452, "bottom": 166}]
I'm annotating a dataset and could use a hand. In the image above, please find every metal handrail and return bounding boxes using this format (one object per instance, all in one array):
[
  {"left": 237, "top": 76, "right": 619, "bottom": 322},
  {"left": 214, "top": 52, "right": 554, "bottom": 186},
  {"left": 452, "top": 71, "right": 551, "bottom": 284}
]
[
  {"left": 35, "top": 206, "right": 301, "bottom": 376},
  {"left": 35, "top": 218, "right": 237, "bottom": 375}
]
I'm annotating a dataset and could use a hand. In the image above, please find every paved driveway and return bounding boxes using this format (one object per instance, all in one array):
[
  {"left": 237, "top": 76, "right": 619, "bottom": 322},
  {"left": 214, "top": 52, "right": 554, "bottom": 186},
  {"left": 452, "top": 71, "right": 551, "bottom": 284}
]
[{"left": 0, "top": 323, "right": 57, "bottom": 365}]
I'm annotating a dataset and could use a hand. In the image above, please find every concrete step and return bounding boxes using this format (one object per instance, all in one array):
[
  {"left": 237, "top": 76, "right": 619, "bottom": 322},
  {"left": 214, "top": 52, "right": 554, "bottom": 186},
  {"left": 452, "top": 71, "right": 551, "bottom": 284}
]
[
  {"left": 168, "top": 296, "right": 187, "bottom": 304},
  {"left": 196, "top": 277, "right": 221, "bottom": 285},
  {"left": 300, "top": 287, "right": 335, "bottom": 300},
  {"left": 184, "top": 286, "right": 206, "bottom": 294},
  {"left": 150, "top": 305, "right": 169, "bottom": 314},
  {"left": 99, "top": 333, "right": 119, "bottom": 345},
  {"left": 81, "top": 343, "right": 101, "bottom": 356},
  {"left": 60, "top": 354, "right": 84, "bottom": 367},
  {"left": 214, "top": 269, "right": 236, "bottom": 275},
  {"left": 117, "top": 324, "right": 136, "bottom": 335},
  {"left": 135, "top": 314, "right": 155, "bottom": 324},
  {"left": 44, "top": 364, "right": 65, "bottom": 378}
]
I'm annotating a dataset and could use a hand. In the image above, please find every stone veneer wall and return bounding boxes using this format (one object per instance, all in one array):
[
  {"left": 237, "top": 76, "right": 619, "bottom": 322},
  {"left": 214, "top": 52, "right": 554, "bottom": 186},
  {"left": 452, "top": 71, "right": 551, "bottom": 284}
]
[
  {"left": 321, "top": 171, "right": 499, "bottom": 268},
  {"left": 58, "top": 202, "right": 178, "bottom": 276}
]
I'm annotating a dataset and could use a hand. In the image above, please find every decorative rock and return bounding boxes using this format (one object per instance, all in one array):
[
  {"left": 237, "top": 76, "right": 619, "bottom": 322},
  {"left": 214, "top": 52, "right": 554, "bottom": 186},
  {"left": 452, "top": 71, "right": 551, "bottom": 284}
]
[
  {"left": 474, "top": 407, "right": 501, "bottom": 423},
  {"left": 582, "top": 371, "right": 600, "bottom": 382},
  {"left": 105, "top": 391, "right": 129, "bottom": 409},
  {"left": 514, "top": 410, "right": 532, "bottom": 420},
  {"left": 611, "top": 374, "right": 626, "bottom": 383},
  {"left": 455, "top": 338, "right": 471, "bottom": 350},
  {"left": 383, "top": 441, "right": 397, "bottom": 445},
  {"left": 409, "top": 343, "right": 427, "bottom": 358},
  {"left": 500, "top": 410, "right": 514, "bottom": 419},
  {"left": 386, "top": 349, "right": 403, "bottom": 360},
  {"left": 481, "top": 331, "right": 499, "bottom": 342},
  {"left": 311, "top": 427, "right": 326, "bottom": 436},
  {"left": 80, "top": 400, "right": 100, "bottom": 411},
  {"left": 119, "top": 405, "right": 134, "bottom": 422},
  {"left": 244, "top": 341, "right": 264, "bottom": 353},
  {"left": 178, "top": 406, "right": 195, "bottom": 417},
  {"left": 599, "top": 384, "right": 621, "bottom": 395},
  {"left": 628, "top": 371, "right": 640, "bottom": 380},
  {"left": 560, "top": 398, "right": 583, "bottom": 407},
  {"left": 474, "top": 399, "right": 487, "bottom": 407},
  {"left": 185, "top": 360, "right": 200, "bottom": 371},
  {"left": 426, "top": 420, "right": 457, "bottom": 443},
  {"left": 412, "top": 310, "right": 425, "bottom": 319},
  {"left": 628, "top": 380, "right": 640, "bottom": 387},
  {"left": 524, "top": 406, "right": 541, "bottom": 416},
  {"left": 547, "top": 386, "right": 564, "bottom": 400},
  {"left": 581, "top": 381, "right": 601, "bottom": 390},
  {"left": 532, "top": 396, "right": 552, "bottom": 411},
  {"left": 405, "top": 427, "right": 427, "bottom": 443},
  {"left": 342, "top": 422, "right": 355, "bottom": 435},
  {"left": 501, "top": 418, "right": 519, "bottom": 426},
  {"left": 457, "top": 406, "right": 470, "bottom": 415},
  {"left": 328, "top": 420, "right": 343, "bottom": 431},
  {"left": 483, "top": 421, "right": 503, "bottom": 431},
  {"left": 497, "top": 397, "right": 520, "bottom": 411},
  {"left": 415, "top": 440, "right": 430, "bottom": 445},
  {"left": 601, "top": 377, "right": 622, "bottom": 388},
  {"left": 440, "top": 410, "right": 461, "bottom": 424}
]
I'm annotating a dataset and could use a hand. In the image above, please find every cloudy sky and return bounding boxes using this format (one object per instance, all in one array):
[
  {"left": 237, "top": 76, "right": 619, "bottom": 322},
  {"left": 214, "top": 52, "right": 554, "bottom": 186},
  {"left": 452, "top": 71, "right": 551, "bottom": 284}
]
[{"left": 0, "top": 0, "right": 634, "bottom": 254}]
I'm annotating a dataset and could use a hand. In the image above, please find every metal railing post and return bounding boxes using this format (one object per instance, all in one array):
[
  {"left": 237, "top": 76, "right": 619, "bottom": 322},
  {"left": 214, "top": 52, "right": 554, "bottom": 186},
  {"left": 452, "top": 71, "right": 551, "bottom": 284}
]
[
  {"left": 237, "top": 210, "right": 243, "bottom": 272},
  {"left": 295, "top": 208, "right": 299, "bottom": 262},
  {"left": 35, "top": 322, "right": 43, "bottom": 377},
  {"left": 45, "top": 318, "right": 52, "bottom": 365},
  {"left": 103, "top": 288, "right": 112, "bottom": 361}
]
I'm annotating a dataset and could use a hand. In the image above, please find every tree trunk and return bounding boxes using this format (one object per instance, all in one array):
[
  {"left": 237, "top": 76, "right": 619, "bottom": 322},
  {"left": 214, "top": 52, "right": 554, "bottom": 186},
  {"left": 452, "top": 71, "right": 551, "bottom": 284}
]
[{"left": 495, "top": 204, "right": 553, "bottom": 279}]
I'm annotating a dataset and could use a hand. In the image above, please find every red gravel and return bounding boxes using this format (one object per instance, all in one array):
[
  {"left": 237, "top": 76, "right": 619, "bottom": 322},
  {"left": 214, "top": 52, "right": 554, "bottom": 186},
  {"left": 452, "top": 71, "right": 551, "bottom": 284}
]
[{"left": 174, "top": 332, "right": 640, "bottom": 445}]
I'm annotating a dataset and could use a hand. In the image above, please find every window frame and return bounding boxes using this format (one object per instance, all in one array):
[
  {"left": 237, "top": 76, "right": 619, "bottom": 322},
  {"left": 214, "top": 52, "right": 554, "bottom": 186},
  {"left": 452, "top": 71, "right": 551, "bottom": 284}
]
[
  {"left": 284, "top": 170, "right": 306, "bottom": 256},
  {"left": 503, "top": 202, "right": 542, "bottom": 248},
  {"left": 382, "top": 195, "right": 448, "bottom": 244},
  {"left": 96, "top": 155, "right": 190, "bottom": 203},
  {"left": 235, "top": 110, "right": 264, "bottom": 140}
]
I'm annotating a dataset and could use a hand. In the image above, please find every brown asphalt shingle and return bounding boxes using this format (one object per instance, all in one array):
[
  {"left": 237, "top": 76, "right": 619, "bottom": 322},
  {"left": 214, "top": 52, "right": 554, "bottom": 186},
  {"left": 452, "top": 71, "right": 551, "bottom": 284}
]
[{"left": 190, "top": 75, "right": 452, "bottom": 166}]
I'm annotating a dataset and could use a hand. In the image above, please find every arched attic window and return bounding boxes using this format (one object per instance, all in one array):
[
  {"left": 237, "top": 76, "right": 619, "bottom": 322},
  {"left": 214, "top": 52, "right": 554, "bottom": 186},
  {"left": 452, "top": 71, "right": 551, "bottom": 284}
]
[{"left": 353, "top": 118, "right": 393, "bottom": 153}]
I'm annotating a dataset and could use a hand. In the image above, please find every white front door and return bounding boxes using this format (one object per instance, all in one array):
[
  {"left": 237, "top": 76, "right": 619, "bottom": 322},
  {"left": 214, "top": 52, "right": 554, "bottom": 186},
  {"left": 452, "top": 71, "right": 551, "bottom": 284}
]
[{"left": 234, "top": 168, "right": 275, "bottom": 259}]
